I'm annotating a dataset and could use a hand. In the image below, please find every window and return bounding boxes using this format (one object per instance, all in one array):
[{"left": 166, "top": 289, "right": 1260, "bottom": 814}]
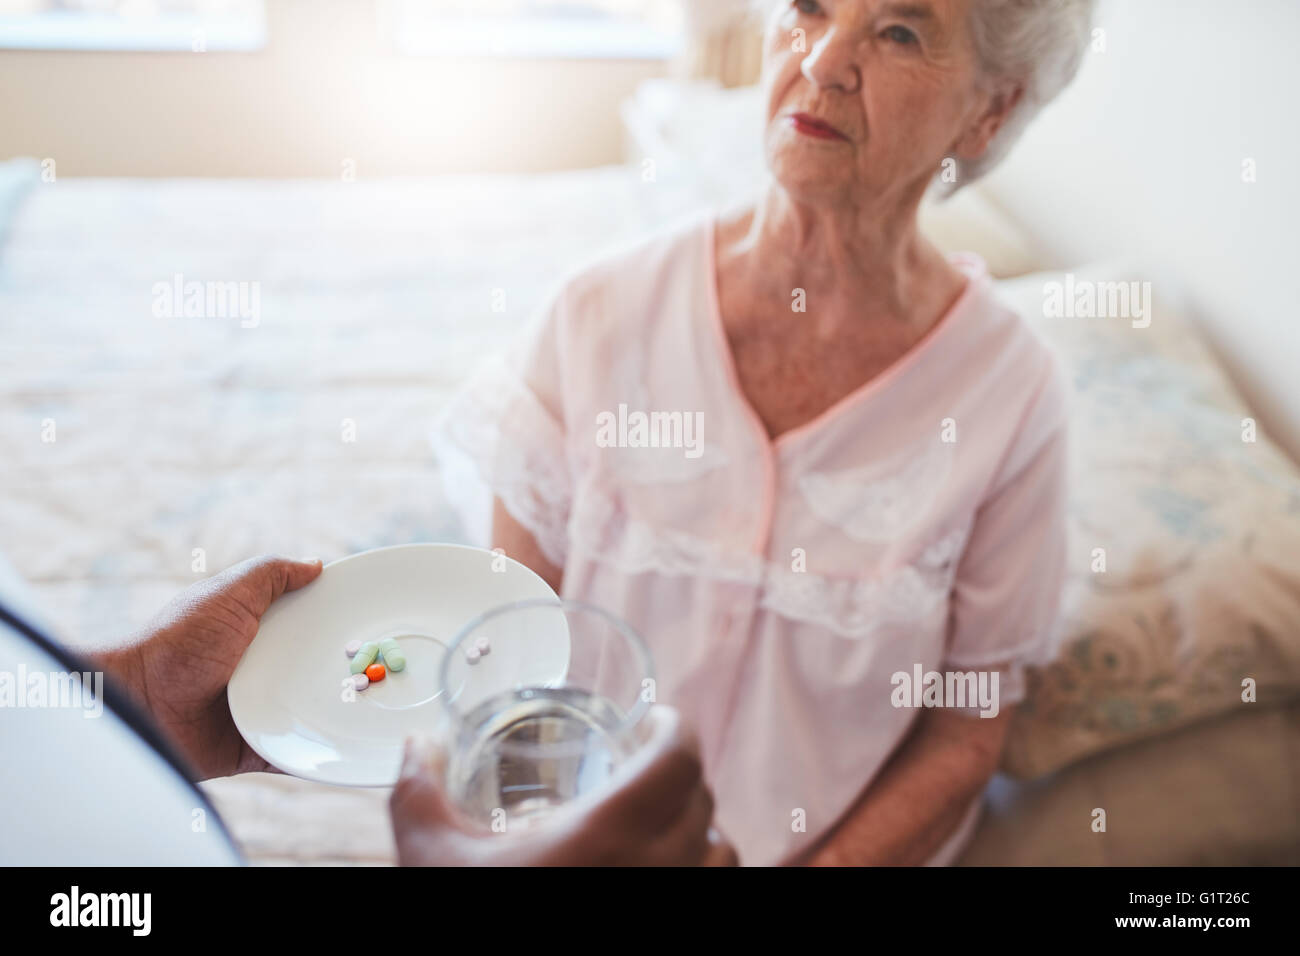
[
  {"left": 390, "top": 0, "right": 684, "bottom": 60},
  {"left": 0, "top": 0, "right": 266, "bottom": 52}
]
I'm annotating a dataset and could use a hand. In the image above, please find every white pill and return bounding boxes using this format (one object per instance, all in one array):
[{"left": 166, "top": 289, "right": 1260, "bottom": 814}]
[
  {"left": 466, "top": 646, "right": 481, "bottom": 664},
  {"left": 345, "top": 639, "right": 363, "bottom": 658},
  {"left": 351, "top": 673, "right": 369, "bottom": 690},
  {"left": 475, "top": 637, "right": 491, "bottom": 655}
]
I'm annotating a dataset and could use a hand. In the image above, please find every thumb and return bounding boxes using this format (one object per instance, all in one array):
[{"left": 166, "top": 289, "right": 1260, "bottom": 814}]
[
  {"left": 222, "top": 555, "right": 323, "bottom": 618},
  {"left": 390, "top": 735, "right": 462, "bottom": 827},
  {"left": 391, "top": 735, "right": 478, "bottom": 866},
  {"left": 260, "top": 555, "right": 324, "bottom": 602}
]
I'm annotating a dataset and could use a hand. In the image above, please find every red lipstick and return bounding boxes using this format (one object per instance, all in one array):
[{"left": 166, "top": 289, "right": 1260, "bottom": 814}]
[{"left": 788, "top": 112, "right": 849, "bottom": 142}]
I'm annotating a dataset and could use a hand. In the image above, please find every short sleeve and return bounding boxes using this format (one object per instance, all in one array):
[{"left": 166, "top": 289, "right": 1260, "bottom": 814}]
[
  {"left": 431, "top": 290, "right": 572, "bottom": 568},
  {"left": 942, "top": 359, "right": 1070, "bottom": 709}
]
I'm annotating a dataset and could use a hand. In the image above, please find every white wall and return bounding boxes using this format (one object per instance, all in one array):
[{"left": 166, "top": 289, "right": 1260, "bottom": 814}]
[
  {"left": 980, "top": 0, "right": 1300, "bottom": 462},
  {"left": 0, "top": 0, "right": 666, "bottom": 177}
]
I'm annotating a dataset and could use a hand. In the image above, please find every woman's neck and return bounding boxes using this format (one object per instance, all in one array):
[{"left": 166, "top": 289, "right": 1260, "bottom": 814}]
[{"left": 721, "top": 183, "right": 962, "bottom": 337}]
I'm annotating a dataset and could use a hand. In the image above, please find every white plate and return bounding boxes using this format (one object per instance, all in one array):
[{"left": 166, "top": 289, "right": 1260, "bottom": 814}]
[{"left": 228, "top": 543, "right": 562, "bottom": 787}]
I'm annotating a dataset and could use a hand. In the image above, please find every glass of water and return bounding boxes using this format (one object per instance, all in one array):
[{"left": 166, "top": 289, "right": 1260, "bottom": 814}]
[{"left": 436, "top": 598, "right": 654, "bottom": 829}]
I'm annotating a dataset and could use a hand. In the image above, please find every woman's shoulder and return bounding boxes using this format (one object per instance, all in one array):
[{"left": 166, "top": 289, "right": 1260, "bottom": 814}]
[
  {"left": 969, "top": 262, "right": 1071, "bottom": 461},
  {"left": 943, "top": 253, "right": 1070, "bottom": 437},
  {"left": 955, "top": 254, "right": 1064, "bottom": 374},
  {"left": 502, "top": 212, "right": 715, "bottom": 388}
]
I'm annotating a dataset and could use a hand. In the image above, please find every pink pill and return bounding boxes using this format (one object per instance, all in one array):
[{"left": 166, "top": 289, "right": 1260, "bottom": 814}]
[
  {"left": 475, "top": 637, "right": 491, "bottom": 656},
  {"left": 345, "top": 640, "right": 362, "bottom": 658},
  {"left": 466, "top": 646, "right": 481, "bottom": 664},
  {"left": 351, "top": 673, "right": 369, "bottom": 690}
]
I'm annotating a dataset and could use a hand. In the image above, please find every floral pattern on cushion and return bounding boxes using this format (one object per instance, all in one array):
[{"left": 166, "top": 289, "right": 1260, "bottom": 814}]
[{"left": 995, "top": 265, "right": 1300, "bottom": 778}]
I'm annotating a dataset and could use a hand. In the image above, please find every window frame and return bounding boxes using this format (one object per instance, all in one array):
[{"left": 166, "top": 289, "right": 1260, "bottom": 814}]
[
  {"left": 389, "top": 0, "right": 685, "bottom": 61},
  {"left": 0, "top": 6, "right": 267, "bottom": 53}
]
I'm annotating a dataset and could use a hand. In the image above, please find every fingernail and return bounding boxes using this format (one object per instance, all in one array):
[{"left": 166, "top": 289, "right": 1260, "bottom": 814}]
[{"left": 301, "top": 557, "right": 323, "bottom": 566}]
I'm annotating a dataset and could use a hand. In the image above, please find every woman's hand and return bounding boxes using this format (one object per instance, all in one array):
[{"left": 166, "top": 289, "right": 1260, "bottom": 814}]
[
  {"left": 95, "top": 555, "right": 323, "bottom": 780},
  {"left": 390, "top": 705, "right": 738, "bottom": 866}
]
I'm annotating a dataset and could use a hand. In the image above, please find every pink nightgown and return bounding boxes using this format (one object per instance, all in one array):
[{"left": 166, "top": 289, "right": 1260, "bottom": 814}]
[{"left": 434, "top": 211, "right": 1069, "bottom": 866}]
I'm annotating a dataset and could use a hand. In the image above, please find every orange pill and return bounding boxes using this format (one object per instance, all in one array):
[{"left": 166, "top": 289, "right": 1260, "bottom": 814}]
[{"left": 365, "top": 663, "right": 386, "bottom": 682}]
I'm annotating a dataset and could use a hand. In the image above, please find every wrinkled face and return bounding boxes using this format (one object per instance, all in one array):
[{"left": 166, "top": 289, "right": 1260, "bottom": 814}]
[{"left": 762, "top": 0, "right": 1000, "bottom": 208}]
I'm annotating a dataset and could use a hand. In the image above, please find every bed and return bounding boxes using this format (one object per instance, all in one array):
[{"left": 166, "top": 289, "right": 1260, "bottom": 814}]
[
  {"left": 2, "top": 158, "right": 1297, "bottom": 865},
  {"left": 0, "top": 167, "right": 756, "bottom": 864}
]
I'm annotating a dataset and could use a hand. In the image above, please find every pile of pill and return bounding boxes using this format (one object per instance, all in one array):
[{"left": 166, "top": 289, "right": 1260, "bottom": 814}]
[
  {"left": 344, "top": 637, "right": 407, "bottom": 692},
  {"left": 465, "top": 636, "right": 491, "bottom": 665}
]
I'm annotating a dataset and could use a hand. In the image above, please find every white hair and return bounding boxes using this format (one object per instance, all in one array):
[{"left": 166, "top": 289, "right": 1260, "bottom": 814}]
[
  {"left": 957, "top": 0, "right": 1095, "bottom": 190},
  {"left": 750, "top": 0, "right": 1096, "bottom": 192}
]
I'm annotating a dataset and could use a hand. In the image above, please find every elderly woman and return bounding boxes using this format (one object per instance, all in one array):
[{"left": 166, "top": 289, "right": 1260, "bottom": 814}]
[{"left": 437, "top": 0, "right": 1092, "bottom": 865}]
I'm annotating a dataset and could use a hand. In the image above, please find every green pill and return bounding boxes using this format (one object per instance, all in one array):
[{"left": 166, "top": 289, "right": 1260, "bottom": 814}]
[
  {"left": 379, "top": 637, "right": 406, "bottom": 673},
  {"left": 349, "top": 642, "right": 380, "bottom": 675}
]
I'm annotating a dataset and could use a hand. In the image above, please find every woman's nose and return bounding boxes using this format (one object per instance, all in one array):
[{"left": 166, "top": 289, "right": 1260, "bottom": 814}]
[{"left": 800, "top": 27, "right": 863, "bottom": 94}]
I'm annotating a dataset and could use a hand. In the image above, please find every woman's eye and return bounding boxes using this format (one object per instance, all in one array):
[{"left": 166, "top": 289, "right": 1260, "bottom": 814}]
[
  {"left": 793, "top": 0, "right": 822, "bottom": 15},
  {"left": 881, "top": 25, "right": 919, "bottom": 46}
]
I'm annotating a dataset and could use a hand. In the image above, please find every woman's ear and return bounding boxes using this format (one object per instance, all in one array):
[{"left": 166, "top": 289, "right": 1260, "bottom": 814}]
[{"left": 953, "top": 82, "right": 1025, "bottom": 160}]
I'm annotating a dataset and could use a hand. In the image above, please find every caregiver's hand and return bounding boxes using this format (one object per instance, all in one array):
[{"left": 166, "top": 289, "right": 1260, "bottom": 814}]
[
  {"left": 391, "top": 705, "right": 739, "bottom": 867},
  {"left": 94, "top": 555, "right": 323, "bottom": 780}
]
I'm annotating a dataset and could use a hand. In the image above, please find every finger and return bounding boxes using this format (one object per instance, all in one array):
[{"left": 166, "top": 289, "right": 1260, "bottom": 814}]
[
  {"left": 631, "top": 703, "right": 698, "bottom": 757},
  {"left": 258, "top": 555, "right": 324, "bottom": 603},
  {"left": 644, "top": 781, "right": 715, "bottom": 866},
  {"left": 390, "top": 735, "right": 458, "bottom": 829},
  {"left": 389, "top": 735, "right": 471, "bottom": 866},
  {"left": 282, "top": 556, "right": 324, "bottom": 592},
  {"left": 221, "top": 555, "right": 323, "bottom": 618}
]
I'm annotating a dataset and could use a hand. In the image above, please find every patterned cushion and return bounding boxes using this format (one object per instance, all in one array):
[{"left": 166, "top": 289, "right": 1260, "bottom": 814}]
[{"left": 994, "top": 264, "right": 1300, "bottom": 778}]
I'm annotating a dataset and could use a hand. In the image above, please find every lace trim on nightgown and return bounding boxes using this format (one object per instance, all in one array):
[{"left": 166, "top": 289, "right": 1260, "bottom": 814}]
[
  {"left": 572, "top": 487, "right": 974, "bottom": 639},
  {"left": 432, "top": 355, "right": 572, "bottom": 568},
  {"left": 435, "top": 371, "right": 1045, "bottom": 673},
  {"left": 798, "top": 438, "right": 955, "bottom": 542},
  {"left": 572, "top": 487, "right": 767, "bottom": 584},
  {"left": 760, "top": 524, "right": 971, "bottom": 637}
]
